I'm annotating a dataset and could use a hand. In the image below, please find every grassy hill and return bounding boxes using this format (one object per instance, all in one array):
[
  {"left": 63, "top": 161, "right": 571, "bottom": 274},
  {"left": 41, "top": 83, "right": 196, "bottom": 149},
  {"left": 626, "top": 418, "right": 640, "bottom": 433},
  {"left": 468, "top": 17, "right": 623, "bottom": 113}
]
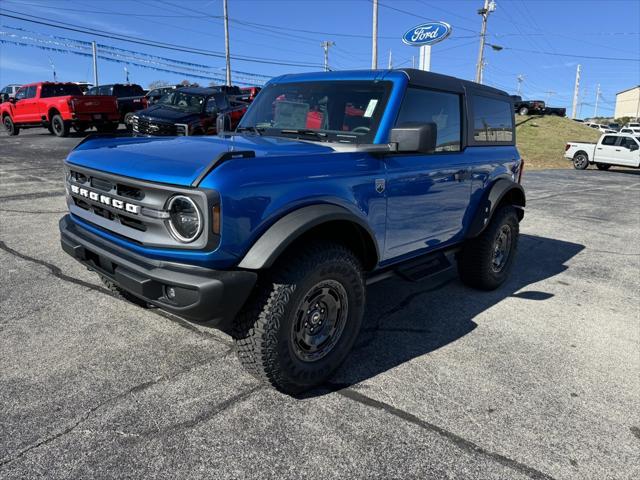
[{"left": 516, "top": 115, "right": 601, "bottom": 170}]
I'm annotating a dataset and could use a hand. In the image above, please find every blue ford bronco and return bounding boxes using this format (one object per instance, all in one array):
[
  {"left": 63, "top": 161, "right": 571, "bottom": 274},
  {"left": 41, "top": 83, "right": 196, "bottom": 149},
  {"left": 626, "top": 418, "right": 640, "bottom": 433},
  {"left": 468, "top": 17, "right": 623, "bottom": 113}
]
[{"left": 60, "top": 69, "right": 525, "bottom": 393}]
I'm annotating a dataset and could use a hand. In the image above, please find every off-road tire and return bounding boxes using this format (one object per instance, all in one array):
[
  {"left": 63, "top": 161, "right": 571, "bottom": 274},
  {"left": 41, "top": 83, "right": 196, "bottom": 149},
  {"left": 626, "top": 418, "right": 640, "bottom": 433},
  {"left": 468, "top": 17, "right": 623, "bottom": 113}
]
[
  {"left": 73, "top": 123, "right": 89, "bottom": 134},
  {"left": 99, "top": 275, "right": 152, "bottom": 308},
  {"left": 573, "top": 152, "right": 589, "bottom": 170},
  {"left": 457, "top": 205, "right": 520, "bottom": 290},
  {"left": 3, "top": 116, "right": 19, "bottom": 135},
  {"left": 518, "top": 107, "right": 529, "bottom": 116},
  {"left": 233, "top": 241, "right": 365, "bottom": 394},
  {"left": 51, "top": 114, "right": 70, "bottom": 137},
  {"left": 596, "top": 163, "right": 611, "bottom": 171}
]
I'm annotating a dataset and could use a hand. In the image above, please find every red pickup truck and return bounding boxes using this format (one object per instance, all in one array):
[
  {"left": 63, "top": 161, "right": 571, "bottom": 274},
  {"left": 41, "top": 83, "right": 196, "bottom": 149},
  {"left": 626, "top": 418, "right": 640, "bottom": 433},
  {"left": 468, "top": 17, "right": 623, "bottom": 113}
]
[{"left": 1, "top": 82, "right": 120, "bottom": 137}]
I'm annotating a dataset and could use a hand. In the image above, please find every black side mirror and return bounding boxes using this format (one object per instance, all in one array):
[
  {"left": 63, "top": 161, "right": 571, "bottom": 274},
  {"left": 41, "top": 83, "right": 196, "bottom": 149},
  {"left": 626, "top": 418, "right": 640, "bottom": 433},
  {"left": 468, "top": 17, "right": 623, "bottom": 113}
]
[
  {"left": 389, "top": 122, "right": 437, "bottom": 153},
  {"left": 216, "top": 112, "right": 231, "bottom": 134}
]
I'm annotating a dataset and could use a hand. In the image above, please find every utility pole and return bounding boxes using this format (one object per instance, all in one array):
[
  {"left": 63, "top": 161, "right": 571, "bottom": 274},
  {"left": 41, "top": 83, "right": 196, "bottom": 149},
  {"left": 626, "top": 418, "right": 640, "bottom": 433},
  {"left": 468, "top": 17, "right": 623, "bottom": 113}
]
[
  {"left": 223, "top": 0, "right": 231, "bottom": 86},
  {"left": 371, "top": 0, "right": 378, "bottom": 69},
  {"left": 321, "top": 41, "right": 335, "bottom": 72},
  {"left": 571, "top": 64, "right": 581, "bottom": 119},
  {"left": 49, "top": 58, "right": 57, "bottom": 82},
  {"left": 92, "top": 41, "right": 99, "bottom": 87},
  {"left": 475, "top": 0, "right": 496, "bottom": 84},
  {"left": 387, "top": 49, "right": 392, "bottom": 69},
  {"left": 516, "top": 74, "right": 524, "bottom": 95},
  {"left": 124, "top": 67, "right": 129, "bottom": 84},
  {"left": 593, "top": 83, "right": 601, "bottom": 118}
]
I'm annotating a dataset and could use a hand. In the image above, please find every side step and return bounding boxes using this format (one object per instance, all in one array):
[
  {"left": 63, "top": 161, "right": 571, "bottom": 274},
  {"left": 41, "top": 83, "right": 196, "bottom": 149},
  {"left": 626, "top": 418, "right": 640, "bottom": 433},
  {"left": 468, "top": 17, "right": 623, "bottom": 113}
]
[{"left": 366, "top": 250, "right": 457, "bottom": 285}]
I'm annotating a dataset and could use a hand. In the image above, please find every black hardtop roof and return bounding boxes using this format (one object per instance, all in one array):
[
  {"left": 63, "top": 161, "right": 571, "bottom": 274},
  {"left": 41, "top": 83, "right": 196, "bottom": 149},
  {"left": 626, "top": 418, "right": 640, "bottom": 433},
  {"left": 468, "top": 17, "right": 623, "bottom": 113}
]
[
  {"left": 175, "top": 87, "right": 221, "bottom": 96},
  {"left": 398, "top": 68, "right": 510, "bottom": 97}
]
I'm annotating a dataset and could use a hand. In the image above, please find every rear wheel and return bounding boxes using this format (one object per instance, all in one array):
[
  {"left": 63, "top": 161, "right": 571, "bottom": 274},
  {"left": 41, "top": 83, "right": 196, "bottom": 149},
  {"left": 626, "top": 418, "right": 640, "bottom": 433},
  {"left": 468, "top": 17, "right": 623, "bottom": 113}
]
[
  {"left": 596, "top": 163, "right": 611, "bottom": 171},
  {"left": 573, "top": 152, "right": 589, "bottom": 170},
  {"left": 3, "top": 116, "right": 19, "bottom": 136},
  {"left": 458, "top": 205, "right": 520, "bottom": 290},
  {"left": 51, "top": 114, "right": 70, "bottom": 137},
  {"left": 233, "top": 241, "right": 365, "bottom": 394},
  {"left": 518, "top": 106, "right": 529, "bottom": 116},
  {"left": 123, "top": 112, "right": 135, "bottom": 131}
]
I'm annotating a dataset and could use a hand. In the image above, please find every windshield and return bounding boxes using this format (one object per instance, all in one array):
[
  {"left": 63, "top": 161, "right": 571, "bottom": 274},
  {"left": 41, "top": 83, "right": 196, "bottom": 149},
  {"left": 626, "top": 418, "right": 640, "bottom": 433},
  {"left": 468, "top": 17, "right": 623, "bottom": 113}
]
[
  {"left": 157, "top": 91, "right": 207, "bottom": 113},
  {"left": 41, "top": 84, "right": 83, "bottom": 97},
  {"left": 238, "top": 81, "right": 391, "bottom": 143}
]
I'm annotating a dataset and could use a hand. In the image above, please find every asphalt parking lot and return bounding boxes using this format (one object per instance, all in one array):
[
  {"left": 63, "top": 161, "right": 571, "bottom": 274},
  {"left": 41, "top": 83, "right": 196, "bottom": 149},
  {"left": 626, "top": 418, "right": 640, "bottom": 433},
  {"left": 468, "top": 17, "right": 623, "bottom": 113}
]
[{"left": 1, "top": 129, "right": 639, "bottom": 480}]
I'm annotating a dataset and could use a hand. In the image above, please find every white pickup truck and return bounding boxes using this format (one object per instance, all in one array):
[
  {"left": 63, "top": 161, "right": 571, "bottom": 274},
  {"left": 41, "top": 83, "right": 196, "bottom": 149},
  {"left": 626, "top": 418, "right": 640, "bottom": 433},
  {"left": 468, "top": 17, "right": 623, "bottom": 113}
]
[{"left": 565, "top": 133, "right": 640, "bottom": 170}]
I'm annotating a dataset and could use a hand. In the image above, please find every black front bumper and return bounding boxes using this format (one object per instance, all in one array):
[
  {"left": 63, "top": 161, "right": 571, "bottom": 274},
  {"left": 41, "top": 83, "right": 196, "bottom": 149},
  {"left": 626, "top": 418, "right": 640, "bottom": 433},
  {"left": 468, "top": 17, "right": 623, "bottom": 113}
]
[{"left": 59, "top": 215, "right": 257, "bottom": 331}]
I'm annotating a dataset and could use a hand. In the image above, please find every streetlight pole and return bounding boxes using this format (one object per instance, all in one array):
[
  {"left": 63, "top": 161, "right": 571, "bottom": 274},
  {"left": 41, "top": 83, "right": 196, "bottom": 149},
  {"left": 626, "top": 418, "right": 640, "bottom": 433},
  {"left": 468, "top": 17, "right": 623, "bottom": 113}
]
[
  {"left": 571, "top": 64, "right": 581, "bottom": 119},
  {"left": 371, "top": 0, "right": 378, "bottom": 69},
  {"left": 516, "top": 74, "right": 524, "bottom": 95},
  {"left": 475, "top": 0, "right": 496, "bottom": 84},
  {"left": 92, "top": 41, "right": 99, "bottom": 87},
  {"left": 223, "top": 0, "right": 231, "bottom": 86}
]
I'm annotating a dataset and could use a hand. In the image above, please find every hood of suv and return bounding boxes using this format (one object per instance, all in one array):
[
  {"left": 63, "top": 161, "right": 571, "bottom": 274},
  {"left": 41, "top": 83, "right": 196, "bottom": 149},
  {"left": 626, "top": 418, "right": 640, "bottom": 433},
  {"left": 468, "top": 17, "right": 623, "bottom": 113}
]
[
  {"left": 66, "top": 135, "right": 337, "bottom": 186},
  {"left": 137, "top": 104, "right": 201, "bottom": 124}
]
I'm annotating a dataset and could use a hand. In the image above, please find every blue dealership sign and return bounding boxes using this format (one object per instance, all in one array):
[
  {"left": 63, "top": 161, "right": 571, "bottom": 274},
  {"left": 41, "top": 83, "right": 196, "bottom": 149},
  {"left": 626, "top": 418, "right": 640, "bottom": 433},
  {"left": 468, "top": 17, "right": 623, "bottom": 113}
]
[{"left": 402, "top": 22, "right": 452, "bottom": 46}]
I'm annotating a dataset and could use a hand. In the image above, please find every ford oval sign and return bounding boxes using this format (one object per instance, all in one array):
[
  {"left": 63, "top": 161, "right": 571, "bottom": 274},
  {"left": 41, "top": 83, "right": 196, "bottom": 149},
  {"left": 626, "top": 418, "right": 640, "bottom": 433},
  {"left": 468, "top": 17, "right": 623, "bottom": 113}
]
[{"left": 402, "top": 22, "right": 452, "bottom": 46}]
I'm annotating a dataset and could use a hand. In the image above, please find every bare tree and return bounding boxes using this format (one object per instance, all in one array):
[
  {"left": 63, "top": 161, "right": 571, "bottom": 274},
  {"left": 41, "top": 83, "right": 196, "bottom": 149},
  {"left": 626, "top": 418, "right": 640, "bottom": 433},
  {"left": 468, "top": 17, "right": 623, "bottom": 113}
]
[{"left": 147, "top": 80, "right": 171, "bottom": 90}]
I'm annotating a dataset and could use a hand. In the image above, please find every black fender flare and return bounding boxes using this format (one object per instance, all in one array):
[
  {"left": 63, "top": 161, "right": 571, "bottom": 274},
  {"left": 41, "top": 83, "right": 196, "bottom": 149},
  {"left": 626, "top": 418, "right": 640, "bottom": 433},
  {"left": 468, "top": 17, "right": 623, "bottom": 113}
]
[
  {"left": 466, "top": 179, "right": 526, "bottom": 239},
  {"left": 237, "top": 204, "right": 380, "bottom": 270}
]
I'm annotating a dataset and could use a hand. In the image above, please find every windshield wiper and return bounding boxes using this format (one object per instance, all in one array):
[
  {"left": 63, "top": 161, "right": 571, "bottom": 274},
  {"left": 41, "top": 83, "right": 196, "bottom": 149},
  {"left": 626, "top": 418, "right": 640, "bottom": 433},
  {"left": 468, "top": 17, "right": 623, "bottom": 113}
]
[
  {"left": 236, "top": 126, "right": 265, "bottom": 136},
  {"left": 279, "top": 129, "right": 328, "bottom": 141}
]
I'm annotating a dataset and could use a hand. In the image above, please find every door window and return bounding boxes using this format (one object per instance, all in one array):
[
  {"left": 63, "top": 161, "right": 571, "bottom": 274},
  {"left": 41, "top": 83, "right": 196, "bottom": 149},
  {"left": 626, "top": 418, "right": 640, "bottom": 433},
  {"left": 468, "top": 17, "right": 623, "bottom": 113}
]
[
  {"left": 14, "top": 88, "right": 27, "bottom": 100},
  {"left": 395, "top": 88, "right": 461, "bottom": 152},
  {"left": 619, "top": 137, "right": 639, "bottom": 149},
  {"left": 471, "top": 95, "right": 514, "bottom": 143},
  {"left": 601, "top": 136, "right": 617, "bottom": 146},
  {"left": 25, "top": 86, "right": 37, "bottom": 98}
]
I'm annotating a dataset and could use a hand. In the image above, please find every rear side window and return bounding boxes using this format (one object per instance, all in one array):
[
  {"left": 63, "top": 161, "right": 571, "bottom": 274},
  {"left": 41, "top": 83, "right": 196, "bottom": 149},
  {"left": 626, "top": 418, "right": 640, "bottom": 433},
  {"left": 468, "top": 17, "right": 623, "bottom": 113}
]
[
  {"left": 395, "top": 88, "right": 461, "bottom": 152},
  {"left": 113, "top": 85, "right": 144, "bottom": 97},
  {"left": 41, "top": 84, "right": 83, "bottom": 97},
  {"left": 601, "top": 136, "right": 617, "bottom": 146},
  {"left": 472, "top": 95, "right": 514, "bottom": 143}
]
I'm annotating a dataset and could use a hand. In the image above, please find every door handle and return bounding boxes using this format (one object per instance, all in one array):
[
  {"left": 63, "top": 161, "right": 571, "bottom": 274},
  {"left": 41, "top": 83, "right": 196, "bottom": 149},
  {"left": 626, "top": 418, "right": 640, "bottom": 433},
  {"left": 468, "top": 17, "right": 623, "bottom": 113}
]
[
  {"left": 615, "top": 149, "right": 621, "bottom": 152},
  {"left": 597, "top": 147, "right": 603, "bottom": 150}
]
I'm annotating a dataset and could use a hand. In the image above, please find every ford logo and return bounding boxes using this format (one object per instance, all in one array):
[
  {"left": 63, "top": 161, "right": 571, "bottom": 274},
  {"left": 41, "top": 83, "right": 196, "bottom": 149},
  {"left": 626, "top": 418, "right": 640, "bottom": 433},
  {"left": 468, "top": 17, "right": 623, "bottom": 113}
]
[{"left": 402, "top": 22, "right": 452, "bottom": 46}]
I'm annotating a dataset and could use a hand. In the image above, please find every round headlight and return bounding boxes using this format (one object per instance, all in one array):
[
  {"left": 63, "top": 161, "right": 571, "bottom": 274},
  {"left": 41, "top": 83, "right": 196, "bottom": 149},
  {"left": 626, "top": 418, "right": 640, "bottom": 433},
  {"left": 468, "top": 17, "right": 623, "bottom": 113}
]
[{"left": 167, "top": 195, "right": 202, "bottom": 243}]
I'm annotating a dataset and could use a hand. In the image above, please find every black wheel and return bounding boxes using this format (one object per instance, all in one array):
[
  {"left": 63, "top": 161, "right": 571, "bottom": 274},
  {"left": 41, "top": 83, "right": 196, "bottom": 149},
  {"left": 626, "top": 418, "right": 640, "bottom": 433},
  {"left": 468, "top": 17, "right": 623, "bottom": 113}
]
[
  {"left": 596, "top": 163, "right": 611, "bottom": 171},
  {"left": 457, "top": 205, "right": 520, "bottom": 290},
  {"left": 99, "top": 275, "right": 152, "bottom": 308},
  {"left": 123, "top": 112, "right": 135, "bottom": 131},
  {"left": 96, "top": 123, "right": 118, "bottom": 133},
  {"left": 73, "top": 123, "right": 89, "bottom": 133},
  {"left": 3, "top": 116, "right": 19, "bottom": 136},
  {"left": 518, "top": 107, "right": 529, "bottom": 116},
  {"left": 233, "top": 241, "right": 365, "bottom": 394},
  {"left": 51, "top": 114, "right": 70, "bottom": 137},
  {"left": 573, "top": 152, "right": 589, "bottom": 170}
]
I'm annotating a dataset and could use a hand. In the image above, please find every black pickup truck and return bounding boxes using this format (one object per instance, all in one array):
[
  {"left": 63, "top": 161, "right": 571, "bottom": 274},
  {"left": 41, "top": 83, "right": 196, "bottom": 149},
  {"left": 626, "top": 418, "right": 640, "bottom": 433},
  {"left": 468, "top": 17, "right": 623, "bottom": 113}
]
[
  {"left": 510, "top": 95, "right": 545, "bottom": 116},
  {"left": 86, "top": 84, "right": 147, "bottom": 128}
]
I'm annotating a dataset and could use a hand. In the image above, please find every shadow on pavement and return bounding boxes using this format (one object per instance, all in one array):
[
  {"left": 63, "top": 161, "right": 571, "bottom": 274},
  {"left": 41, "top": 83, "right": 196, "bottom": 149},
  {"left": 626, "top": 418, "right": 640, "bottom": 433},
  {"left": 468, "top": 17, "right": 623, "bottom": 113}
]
[{"left": 309, "top": 234, "right": 585, "bottom": 396}]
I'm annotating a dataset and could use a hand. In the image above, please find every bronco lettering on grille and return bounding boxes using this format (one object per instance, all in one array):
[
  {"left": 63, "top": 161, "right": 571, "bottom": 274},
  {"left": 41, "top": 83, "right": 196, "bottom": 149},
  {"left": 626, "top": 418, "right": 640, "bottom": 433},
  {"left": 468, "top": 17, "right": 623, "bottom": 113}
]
[{"left": 70, "top": 184, "right": 140, "bottom": 214}]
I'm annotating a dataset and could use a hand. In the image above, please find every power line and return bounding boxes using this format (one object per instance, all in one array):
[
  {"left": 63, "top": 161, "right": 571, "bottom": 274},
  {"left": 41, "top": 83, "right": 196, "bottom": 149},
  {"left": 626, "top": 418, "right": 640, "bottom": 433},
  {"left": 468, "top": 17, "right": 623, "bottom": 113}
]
[{"left": 0, "top": 10, "right": 324, "bottom": 68}]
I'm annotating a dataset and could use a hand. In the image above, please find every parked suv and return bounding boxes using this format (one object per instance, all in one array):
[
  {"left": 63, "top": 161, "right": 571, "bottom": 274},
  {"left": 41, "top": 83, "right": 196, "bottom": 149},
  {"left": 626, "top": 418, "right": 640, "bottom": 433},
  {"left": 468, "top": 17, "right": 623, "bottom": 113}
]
[
  {"left": 1, "top": 82, "right": 120, "bottom": 136},
  {"left": 0, "top": 84, "right": 22, "bottom": 103},
  {"left": 59, "top": 69, "right": 525, "bottom": 393},
  {"left": 132, "top": 87, "right": 248, "bottom": 136},
  {"left": 86, "top": 83, "right": 147, "bottom": 128}
]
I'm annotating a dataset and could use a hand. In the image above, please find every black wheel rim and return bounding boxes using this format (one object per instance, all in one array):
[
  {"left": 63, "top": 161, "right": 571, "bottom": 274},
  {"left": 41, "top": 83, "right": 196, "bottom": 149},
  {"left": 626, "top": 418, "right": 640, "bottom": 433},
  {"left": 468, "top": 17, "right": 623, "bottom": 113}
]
[
  {"left": 291, "top": 280, "right": 348, "bottom": 362},
  {"left": 491, "top": 225, "right": 513, "bottom": 273},
  {"left": 4, "top": 118, "right": 11, "bottom": 131},
  {"left": 574, "top": 155, "right": 587, "bottom": 169},
  {"left": 53, "top": 117, "right": 62, "bottom": 134}
]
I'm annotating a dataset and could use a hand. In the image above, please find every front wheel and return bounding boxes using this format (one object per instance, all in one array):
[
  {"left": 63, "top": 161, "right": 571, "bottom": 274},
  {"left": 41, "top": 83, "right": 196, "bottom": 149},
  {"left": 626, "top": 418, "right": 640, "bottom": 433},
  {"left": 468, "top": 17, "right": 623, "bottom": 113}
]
[
  {"left": 596, "top": 163, "right": 611, "bottom": 171},
  {"left": 233, "top": 241, "right": 365, "bottom": 394},
  {"left": 3, "top": 116, "right": 19, "bottom": 136},
  {"left": 458, "top": 205, "right": 520, "bottom": 290},
  {"left": 573, "top": 152, "right": 589, "bottom": 170},
  {"left": 123, "top": 112, "right": 135, "bottom": 131}
]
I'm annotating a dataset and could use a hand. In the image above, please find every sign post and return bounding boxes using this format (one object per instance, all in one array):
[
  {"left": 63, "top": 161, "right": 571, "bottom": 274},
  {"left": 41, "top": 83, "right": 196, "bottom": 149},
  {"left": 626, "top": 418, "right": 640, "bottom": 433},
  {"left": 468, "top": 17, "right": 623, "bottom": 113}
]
[{"left": 402, "top": 22, "right": 452, "bottom": 72}]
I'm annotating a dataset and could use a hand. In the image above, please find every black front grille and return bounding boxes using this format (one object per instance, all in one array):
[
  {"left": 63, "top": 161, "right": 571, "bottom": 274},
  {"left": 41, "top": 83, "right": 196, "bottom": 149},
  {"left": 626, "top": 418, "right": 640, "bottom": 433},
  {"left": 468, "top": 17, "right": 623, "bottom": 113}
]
[{"left": 133, "top": 116, "right": 178, "bottom": 136}]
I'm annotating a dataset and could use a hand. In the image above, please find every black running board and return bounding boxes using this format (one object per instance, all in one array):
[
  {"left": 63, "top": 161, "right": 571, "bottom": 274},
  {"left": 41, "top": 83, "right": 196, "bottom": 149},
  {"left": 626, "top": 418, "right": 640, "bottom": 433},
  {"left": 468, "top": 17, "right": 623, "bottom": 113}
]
[{"left": 366, "top": 248, "right": 458, "bottom": 285}]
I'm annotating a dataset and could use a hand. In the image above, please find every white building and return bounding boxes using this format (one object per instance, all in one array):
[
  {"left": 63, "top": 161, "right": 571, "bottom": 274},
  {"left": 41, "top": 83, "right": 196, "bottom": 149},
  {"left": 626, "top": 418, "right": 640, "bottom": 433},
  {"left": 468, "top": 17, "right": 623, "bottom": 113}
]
[{"left": 615, "top": 85, "right": 640, "bottom": 119}]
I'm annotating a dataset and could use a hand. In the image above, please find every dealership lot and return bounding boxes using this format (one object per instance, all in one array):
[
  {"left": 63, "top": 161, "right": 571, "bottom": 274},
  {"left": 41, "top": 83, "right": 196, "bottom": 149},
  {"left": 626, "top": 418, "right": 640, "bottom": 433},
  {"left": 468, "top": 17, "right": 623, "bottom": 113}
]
[{"left": 1, "top": 130, "right": 639, "bottom": 479}]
